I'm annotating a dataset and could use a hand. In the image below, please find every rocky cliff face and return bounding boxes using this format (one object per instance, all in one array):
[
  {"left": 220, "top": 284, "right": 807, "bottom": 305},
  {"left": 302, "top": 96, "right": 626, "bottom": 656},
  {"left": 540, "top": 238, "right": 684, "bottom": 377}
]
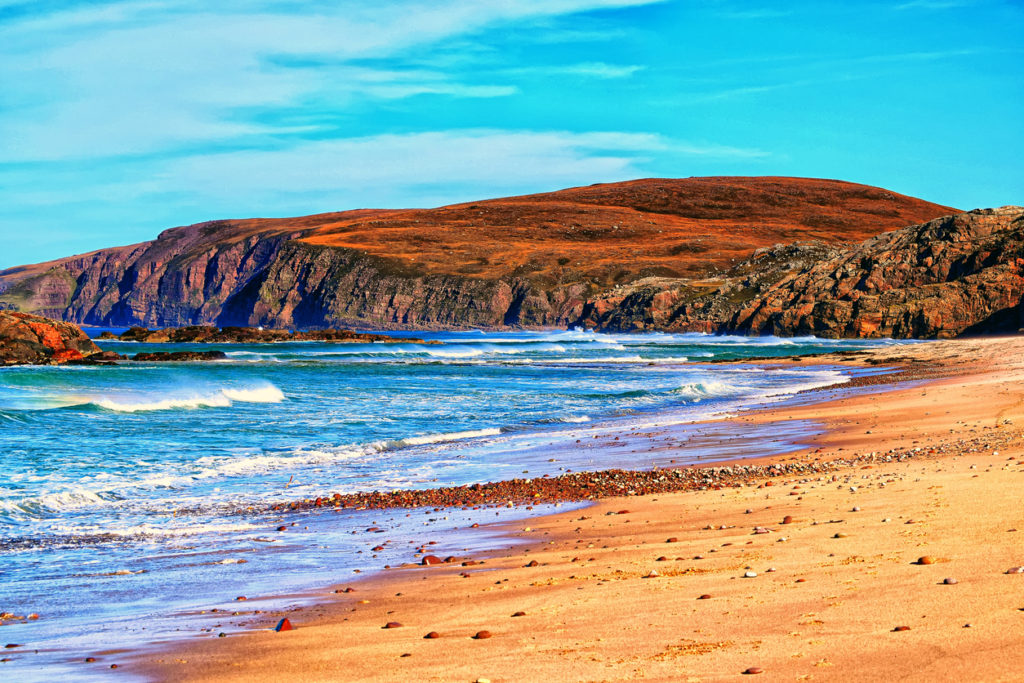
[
  {"left": 584, "top": 207, "right": 1024, "bottom": 338},
  {"left": 0, "top": 311, "right": 100, "bottom": 365},
  {"left": 0, "top": 177, "right": 958, "bottom": 332},
  {"left": 728, "top": 207, "right": 1024, "bottom": 338}
]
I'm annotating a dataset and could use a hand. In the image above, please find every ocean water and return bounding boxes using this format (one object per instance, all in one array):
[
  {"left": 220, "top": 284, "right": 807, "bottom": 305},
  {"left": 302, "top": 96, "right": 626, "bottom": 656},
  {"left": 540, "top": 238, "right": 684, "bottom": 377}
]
[{"left": 0, "top": 329, "right": 905, "bottom": 679}]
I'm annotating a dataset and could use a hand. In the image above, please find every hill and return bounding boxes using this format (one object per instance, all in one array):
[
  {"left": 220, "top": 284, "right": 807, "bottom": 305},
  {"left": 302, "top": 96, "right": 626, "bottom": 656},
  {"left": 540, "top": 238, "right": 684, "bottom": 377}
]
[{"left": 0, "top": 177, "right": 957, "bottom": 331}]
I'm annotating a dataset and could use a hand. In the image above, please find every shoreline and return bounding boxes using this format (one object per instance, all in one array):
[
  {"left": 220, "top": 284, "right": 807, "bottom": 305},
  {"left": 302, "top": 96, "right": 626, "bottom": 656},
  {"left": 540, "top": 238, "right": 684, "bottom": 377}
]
[{"left": 126, "top": 335, "right": 1024, "bottom": 681}]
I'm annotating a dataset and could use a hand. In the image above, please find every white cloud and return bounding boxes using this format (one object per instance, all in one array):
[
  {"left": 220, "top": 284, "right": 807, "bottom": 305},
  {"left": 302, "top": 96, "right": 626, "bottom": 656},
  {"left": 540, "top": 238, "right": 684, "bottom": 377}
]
[
  {"left": 82, "top": 129, "right": 766, "bottom": 208},
  {"left": 0, "top": 0, "right": 669, "bottom": 162}
]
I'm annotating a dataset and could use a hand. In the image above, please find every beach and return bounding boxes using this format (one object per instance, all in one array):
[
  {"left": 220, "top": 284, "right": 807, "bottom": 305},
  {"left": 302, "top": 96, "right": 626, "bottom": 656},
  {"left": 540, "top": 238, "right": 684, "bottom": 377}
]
[{"left": 129, "top": 336, "right": 1024, "bottom": 682}]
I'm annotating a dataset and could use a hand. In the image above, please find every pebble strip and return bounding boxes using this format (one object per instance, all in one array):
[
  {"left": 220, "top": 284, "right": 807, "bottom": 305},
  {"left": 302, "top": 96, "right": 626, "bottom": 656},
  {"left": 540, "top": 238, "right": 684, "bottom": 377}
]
[{"left": 272, "top": 427, "right": 1020, "bottom": 514}]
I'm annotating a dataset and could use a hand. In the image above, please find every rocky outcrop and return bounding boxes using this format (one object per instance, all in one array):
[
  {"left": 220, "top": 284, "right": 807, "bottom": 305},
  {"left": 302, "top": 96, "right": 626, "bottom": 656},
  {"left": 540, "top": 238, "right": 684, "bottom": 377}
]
[
  {"left": 107, "top": 325, "right": 429, "bottom": 344},
  {"left": 727, "top": 207, "right": 1024, "bottom": 338},
  {"left": 0, "top": 311, "right": 101, "bottom": 365},
  {"left": 585, "top": 207, "right": 1024, "bottom": 338},
  {"left": 0, "top": 178, "right": 953, "bottom": 331},
  {"left": 131, "top": 350, "right": 228, "bottom": 362}
]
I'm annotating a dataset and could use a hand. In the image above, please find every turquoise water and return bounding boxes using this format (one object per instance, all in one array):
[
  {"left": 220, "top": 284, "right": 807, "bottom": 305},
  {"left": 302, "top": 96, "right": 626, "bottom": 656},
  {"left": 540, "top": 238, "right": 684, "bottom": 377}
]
[{"left": 0, "top": 330, "right": 904, "bottom": 679}]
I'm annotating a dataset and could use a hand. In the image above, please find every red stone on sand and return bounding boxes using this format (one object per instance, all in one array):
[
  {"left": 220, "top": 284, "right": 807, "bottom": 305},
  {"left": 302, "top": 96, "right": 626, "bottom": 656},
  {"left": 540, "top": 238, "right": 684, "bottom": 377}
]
[
  {"left": 421, "top": 555, "right": 443, "bottom": 565},
  {"left": 512, "top": 611, "right": 526, "bottom": 617},
  {"left": 473, "top": 630, "right": 493, "bottom": 639},
  {"left": 276, "top": 525, "right": 288, "bottom": 532},
  {"left": 893, "top": 626, "right": 911, "bottom": 632},
  {"left": 743, "top": 667, "right": 764, "bottom": 675},
  {"left": 383, "top": 622, "right": 403, "bottom": 629},
  {"left": 698, "top": 594, "right": 711, "bottom": 600},
  {"left": 424, "top": 631, "right": 440, "bottom": 639}
]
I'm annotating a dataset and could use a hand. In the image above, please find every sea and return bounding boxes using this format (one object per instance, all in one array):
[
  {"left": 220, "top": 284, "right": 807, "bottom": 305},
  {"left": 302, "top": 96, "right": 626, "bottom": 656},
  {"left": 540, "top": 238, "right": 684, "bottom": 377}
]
[{"left": 0, "top": 329, "right": 907, "bottom": 680}]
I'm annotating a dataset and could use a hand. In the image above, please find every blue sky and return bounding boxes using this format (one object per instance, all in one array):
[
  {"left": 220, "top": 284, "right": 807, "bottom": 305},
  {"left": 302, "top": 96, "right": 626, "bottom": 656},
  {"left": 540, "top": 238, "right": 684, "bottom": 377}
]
[{"left": 1, "top": 0, "right": 1022, "bottom": 267}]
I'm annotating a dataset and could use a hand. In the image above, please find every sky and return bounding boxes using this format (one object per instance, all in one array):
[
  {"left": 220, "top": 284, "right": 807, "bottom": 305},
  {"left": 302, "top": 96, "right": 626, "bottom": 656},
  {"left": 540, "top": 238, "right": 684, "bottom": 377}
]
[{"left": 1, "top": 0, "right": 1022, "bottom": 267}]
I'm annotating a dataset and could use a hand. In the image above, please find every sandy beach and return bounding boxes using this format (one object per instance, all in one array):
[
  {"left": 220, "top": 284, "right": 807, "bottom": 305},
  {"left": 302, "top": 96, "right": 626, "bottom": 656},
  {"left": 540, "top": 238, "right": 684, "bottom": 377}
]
[{"left": 134, "top": 336, "right": 1024, "bottom": 682}]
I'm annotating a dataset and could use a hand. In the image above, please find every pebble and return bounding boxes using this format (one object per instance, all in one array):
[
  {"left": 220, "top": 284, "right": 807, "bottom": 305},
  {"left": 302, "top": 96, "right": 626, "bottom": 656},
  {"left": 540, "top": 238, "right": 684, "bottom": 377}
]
[
  {"left": 525, "top": 560, "right": 539, "bottom": 567},
  {"left": 666, "top": 537, "right": 679, "bottom": 543},
  {"left": 943, "top": 577, "right": 958, "bottom": 585},
  {"left": 781, "top": 515, "right": 793, "bottom": 524},
  {"left": 276, "top": 525, "right": 288, "bottom": 532},
  {"left": 833, "top": 532, "right": 848, "bottom": 538},
  {"left": 473, "top": 630, "right": 493, "bottom": 639},
  {"left": 744, "top": 571, "right": 757, "bottom": 578},
  {"left": 893, "top": 626, "right": 911, "bottom": 632},
  {"left": 743, "top": 667, "right": 764, "bottom": 675},
  {"left": 644, "top": 570, "right": 660, "bottom": 578},
  {"left": 916, "top": 556, "right": 936, "bottom": 565},
  {"left": 421, "top": 555, "right": 443, "bottom": 566},
  {"left": 85, "top": 657, "right": 96, "bottom": 663},
  {"left": 698, "top": 594, "right": 712, "bottom": 600},
  {"left": 383, "top": 622, "right": 403, "bottom": 629},
  {"left": 1005, "top": 567, "right": 1024, "bottom": 574},
  {"left": 424, "top": 631, "right": 441, "bottom": 639},
  {"left": 512, "top": 611, "right": 526, "bottom": 617},
  {"left": 852, "top": 506, "right": 861, "bottom": 512}
]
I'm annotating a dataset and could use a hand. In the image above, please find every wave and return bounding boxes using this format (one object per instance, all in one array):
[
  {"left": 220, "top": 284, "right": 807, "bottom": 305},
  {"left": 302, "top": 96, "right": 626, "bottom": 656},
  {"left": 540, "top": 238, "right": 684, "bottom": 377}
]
[
  {"left": 93, "top": 383, "right": 284, "bottom": 412},
  {"left": 401, "top": 427, "right": 502, "bottom": 446}
]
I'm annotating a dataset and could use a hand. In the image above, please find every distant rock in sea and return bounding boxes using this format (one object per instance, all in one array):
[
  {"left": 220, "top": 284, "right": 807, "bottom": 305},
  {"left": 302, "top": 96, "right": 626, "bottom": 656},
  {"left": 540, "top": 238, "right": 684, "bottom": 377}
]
[{"left": 105, "top": 325, "right": 430, "bottom": 344}]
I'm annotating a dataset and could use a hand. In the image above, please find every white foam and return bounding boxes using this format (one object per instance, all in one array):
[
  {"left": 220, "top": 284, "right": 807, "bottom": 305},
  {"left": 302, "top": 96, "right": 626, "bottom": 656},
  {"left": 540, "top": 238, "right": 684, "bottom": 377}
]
[
  {"left": 93, "top": 383, "right": 284, "bottom": 412},
  {"left": 401, "top": 427, "right": 502, "bottom": 446}
]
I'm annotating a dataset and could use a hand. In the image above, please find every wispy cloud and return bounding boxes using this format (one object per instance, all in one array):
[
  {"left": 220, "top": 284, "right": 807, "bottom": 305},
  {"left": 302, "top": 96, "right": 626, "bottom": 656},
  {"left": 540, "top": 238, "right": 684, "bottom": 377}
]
[{"left": 0, "top": 0, "right": 667, "bottom": 162}]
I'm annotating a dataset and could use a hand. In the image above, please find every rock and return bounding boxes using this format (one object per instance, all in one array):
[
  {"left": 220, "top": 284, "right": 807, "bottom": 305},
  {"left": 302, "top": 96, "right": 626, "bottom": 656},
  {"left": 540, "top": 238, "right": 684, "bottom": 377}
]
[
  {"left": 525, "top": 560, "right": 539, "bottom": 567},
  {"left": 743, "top": 667, "right": 764, "bottom": 675},
  {"left": 112, "top": 325, "right": 422, "bottom": 344},
  {"left": 383, "top": 622, "right": 403, "bottom": 629},
  {"left": 893, "top": 626, "right": 911, "bottom": 632},
  {"left": 421, "top": 555, "right": 443, "bottom": 566},
  {"left": 275, "top": 618, "right": 293, "bottom": 632},
  {"left": 0, "top": 311, "right": 100, "bottom": 365},
  {"left": 916, "top": 556, "right": 936, "bottom": 565},
  {"left": 666, "top": 537, "right": 679, "bottom": 543},
  {"left": 698, "top": 594, "right": 712, "bottom": 600},
  {"left": 943, "top": 578, "right": 958, "bottom": 585},
  {"left": 424, "top": 631, "right": 440, "bottom": 639},
  {"left": 473, "top": 631, "right": 492, "bottom": 639},
  {"left": 781, "top": 515, "right": 793, "bottom": 524},
  {"left": 512, "top": 611, "right": 526, "bottom": 617},
  {"left": 744, "top": 571, "right": 757, "bottom": 578},
  {"left": 1005, "top": 567, "right": 1024, "bottom": 574},
  {"left": 131, "top": 350, "right": 227, "bottom": 362}
]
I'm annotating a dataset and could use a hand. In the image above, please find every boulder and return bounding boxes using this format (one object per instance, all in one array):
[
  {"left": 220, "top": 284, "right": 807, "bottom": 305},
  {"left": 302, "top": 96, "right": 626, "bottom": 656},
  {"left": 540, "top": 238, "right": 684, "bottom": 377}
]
[{"left": 0, "top": 311, "right": 100, "bottom": 365}]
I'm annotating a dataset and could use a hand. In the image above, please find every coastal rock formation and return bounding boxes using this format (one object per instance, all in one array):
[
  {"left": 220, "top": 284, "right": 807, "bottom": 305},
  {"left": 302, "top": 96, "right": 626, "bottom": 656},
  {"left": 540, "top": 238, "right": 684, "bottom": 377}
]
[
  {"left": 729, "top": 207, "right": 1024, "bottom": 338},
  {"left": 106, "top": 325, "right": 427, "bottom": 344},
  {"left": 0, "top": 177, "right": 952, "bottom": 331},
  {"left": 131, "top": 350, "right": 228, "bottom": 362},
  {"left": 0, "top": 311, "right": 101, "bottom": 365},
  {"left": 583, "top": 207, "right": 1024, "bottom": 338}
]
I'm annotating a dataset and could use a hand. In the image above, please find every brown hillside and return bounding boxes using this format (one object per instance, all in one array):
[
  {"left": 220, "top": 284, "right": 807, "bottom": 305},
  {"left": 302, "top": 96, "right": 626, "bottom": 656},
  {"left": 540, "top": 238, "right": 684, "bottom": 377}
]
[{"left": 300, "top": 177, "right": 956, "bottom": 287}]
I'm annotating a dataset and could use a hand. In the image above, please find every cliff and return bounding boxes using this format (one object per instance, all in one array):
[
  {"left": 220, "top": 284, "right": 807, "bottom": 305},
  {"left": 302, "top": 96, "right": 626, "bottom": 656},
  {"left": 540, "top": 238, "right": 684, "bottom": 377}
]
[{"left": 0, "top": 177, "right": 953, "bottom": 332}]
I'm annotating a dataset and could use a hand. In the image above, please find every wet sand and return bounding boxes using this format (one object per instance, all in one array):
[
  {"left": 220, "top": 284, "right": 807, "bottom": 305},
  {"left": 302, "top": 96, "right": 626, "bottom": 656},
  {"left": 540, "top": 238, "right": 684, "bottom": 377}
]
[{"left": 135, "top": 336, "right": 1024, "bottom": 682}]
